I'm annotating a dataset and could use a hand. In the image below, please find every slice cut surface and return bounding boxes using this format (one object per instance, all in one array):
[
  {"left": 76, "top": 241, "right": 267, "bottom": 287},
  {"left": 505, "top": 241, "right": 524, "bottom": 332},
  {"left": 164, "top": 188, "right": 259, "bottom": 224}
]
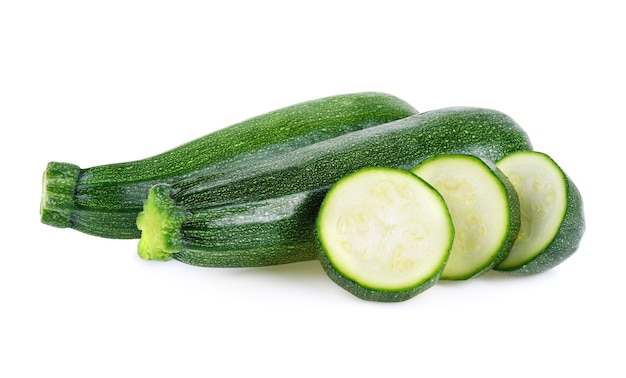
[
  {"left": 495, "top": 151, "right": 585, "bottom": 274},
  {"left": 412, "top": 154, "right": 520, "bottom": 280},
  {"left": 316, "top": 167, "right": 454, "bottom": 302}
]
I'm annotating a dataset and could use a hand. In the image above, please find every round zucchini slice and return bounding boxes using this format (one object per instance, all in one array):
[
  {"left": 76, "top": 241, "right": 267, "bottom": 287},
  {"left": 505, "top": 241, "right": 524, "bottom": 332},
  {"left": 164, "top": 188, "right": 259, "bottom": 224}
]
[
  {"left": 316, "top": 167, "right": 454, "bottom": 302},
  {"left": 412, "top": 154, "right": 520, "bottom": 280},
  {"left": 495, "top": 151, "right": 585, "bottom": 275}
]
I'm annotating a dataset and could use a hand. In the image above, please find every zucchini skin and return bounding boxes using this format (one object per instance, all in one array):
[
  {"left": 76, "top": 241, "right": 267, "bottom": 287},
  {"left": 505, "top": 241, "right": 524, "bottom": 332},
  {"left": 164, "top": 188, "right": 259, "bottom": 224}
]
[
  {"left": 137, "top": 107, "right": 533, "bottom": 267},
  {"left": 40, "top": 92, "right": 418, "bottom": 239}
]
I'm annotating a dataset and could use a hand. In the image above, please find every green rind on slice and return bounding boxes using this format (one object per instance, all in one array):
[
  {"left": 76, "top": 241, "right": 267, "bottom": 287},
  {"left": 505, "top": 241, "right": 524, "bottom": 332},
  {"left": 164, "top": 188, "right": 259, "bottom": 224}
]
[
  {"left": 495, "top": 151, "right": 585, "bottom": 275},
  {"left": 316, "top": 167, "right": 454, "bottom": 302},
  {"left": 412, "top": 154, "right": 520, "bottom": 280}
]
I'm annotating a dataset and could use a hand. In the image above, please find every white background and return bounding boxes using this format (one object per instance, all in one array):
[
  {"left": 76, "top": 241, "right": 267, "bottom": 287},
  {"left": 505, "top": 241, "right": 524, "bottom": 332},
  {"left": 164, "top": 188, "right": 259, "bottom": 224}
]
[{"left": 1, "top": 1, "right": 624, "bottom": 377}]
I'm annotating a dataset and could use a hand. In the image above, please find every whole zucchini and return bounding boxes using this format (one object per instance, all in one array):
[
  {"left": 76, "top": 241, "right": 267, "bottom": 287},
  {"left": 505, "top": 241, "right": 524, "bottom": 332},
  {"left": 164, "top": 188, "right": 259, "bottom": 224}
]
[
  {"left": 136, "top": 107, "right": 533, "bottom": 266},
  {"left": 40, "top": 92, "right": 417, "bottom": 239}
]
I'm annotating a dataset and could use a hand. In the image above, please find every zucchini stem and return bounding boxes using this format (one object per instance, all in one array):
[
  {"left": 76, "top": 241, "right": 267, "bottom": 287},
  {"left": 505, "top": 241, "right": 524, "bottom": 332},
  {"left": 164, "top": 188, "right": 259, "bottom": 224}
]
[
  {"left": 136, "top": 184, "right": 185, "bottom": 261},
  {"left": 40, "top": 162, "right": 81, "bottom": 228}
]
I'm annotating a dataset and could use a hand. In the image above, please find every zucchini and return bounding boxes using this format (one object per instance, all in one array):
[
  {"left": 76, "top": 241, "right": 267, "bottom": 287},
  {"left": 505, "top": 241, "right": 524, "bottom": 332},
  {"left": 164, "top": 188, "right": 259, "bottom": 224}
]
[
  {"left": 40, "top": 92, "right": 418, "bottom": 239},
  {"left": 494, "top": 151, "right": 585, "bottom": 275},
  {"left": 411, "top": 154, "right": 520, "bottom": 280},
  {"left": 136, "top": 107, "right": 533, "bottom": 267},
  {"left": 315, "top": 167, "right": 454, "bottom": 302}
]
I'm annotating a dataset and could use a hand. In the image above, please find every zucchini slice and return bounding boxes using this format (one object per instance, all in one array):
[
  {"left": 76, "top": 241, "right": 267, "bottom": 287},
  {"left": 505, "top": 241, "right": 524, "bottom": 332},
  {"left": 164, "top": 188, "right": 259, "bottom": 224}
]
[
  {"left": 494, "top": 151, "right": 585, "bottom": 275},
  {"left": 412, "top": 154, "right": 520, "bottom": 280},
  {"left": 316, "top": 167, "right": 454, "bottom": 302}
]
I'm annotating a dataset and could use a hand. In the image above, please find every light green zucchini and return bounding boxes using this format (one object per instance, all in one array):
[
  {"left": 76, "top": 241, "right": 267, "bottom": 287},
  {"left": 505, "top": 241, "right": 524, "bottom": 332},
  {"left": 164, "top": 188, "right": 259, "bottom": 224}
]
[
  {"left": 315, "top": 167, "right": 454, "bottom": 302},
  {"left": 494, "top": 151, "right": 585, "bottom": 275},
  {"left": 411, "top": 154, "right": 520, "bottom": 280},
  {"left": 40, "top": 92, "right": 418, "bottom": 239},
  {"left": 136, "top": 107, "right": 533, "bottom": 267}
]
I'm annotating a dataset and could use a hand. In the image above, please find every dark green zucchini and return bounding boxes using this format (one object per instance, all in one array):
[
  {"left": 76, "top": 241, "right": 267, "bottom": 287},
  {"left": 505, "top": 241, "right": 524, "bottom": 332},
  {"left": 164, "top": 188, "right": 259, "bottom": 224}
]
[
  {"left": 40, "top": 92, "right": 418, "bottom": 239},
  {"left": 136, "top": 107, "right": 533, "bottom": 266}
]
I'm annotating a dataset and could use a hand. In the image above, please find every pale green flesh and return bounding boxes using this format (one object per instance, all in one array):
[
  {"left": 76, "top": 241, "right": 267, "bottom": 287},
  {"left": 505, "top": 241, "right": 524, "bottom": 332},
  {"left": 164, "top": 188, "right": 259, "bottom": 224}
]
[
  {"left": 318, "top": 168, "right": 452, "bottom": 291},
  {"left": 496, "top": 152, "right": 567, "bottom": 270},
  {"left": 412, "top": 155, "right": 510, "bottom": 279}
]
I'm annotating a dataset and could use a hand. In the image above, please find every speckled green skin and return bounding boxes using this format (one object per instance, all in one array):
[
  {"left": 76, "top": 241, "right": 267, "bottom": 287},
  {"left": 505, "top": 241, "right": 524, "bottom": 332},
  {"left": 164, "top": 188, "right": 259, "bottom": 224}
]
[
  {"left": 140, "top": 107, "right": 533, "bottom": 268},
  {"left": 40, "top": 92, "right": 418, "bottom": 239},
  {"left": 495, "top": 172, "right": 585, "bottom": 275}
]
